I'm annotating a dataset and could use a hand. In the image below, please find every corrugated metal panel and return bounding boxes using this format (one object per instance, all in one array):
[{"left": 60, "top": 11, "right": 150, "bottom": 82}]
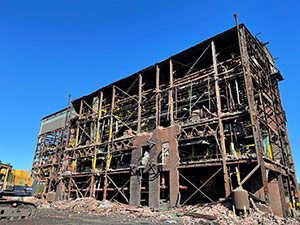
[{"left": 39, "top": 108, "right": 75, "bottom": 135}]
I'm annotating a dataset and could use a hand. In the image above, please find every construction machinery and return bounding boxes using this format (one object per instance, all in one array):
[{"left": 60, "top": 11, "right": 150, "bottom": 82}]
[{"left": 0, "top": 161, "right": 37, "bottom": 220}]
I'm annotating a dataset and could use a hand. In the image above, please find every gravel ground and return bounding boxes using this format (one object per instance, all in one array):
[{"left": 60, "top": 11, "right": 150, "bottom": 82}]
[
  {"left": 2, "top": 198, "right": 299, "bottom": 225},
  {"left": 0, "top": 209, "right": 166, "bottom": 225}
]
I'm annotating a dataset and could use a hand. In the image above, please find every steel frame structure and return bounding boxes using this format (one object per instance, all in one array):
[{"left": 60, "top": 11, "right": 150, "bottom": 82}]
[{"left": 32, "top": 18, "right": 299, "bottom": 217}]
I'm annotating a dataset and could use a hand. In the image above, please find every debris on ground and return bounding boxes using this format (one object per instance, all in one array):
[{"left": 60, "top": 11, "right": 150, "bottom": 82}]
[{"left": 34, "top": 198, "right": 300, "bottom": 224}]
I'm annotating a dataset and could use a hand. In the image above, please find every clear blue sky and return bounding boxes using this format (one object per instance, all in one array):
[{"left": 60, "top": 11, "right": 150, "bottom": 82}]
[{"left": 0, "top": 1, "right": 299, "bottom": 180}]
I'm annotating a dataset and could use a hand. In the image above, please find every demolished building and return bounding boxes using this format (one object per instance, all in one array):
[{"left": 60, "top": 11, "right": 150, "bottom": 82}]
[{"left": 32, "top": 17, "right": 299, "bottom": 217}]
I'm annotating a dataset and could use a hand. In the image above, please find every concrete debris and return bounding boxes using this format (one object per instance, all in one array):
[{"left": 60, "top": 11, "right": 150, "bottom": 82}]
[
  {"left": 180, "top": 211, "right": 218, "bottom": 220},
  {"left": 225, "top": 153, "right": 257, "bottom": 161},
  {"left": 35, "top": 198, "right": 300, "bottom": 224}
]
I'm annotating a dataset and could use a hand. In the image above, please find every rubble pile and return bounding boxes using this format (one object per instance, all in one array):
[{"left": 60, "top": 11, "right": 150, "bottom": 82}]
[
  {"left": 37, "top": 198, "right": 300, "bottom": 224},
  {"left": 183, "top": 202, "right": 299, "bottom": 225},
  {"left": 43, "top": 197, "right": 100, "bottom": 211}
]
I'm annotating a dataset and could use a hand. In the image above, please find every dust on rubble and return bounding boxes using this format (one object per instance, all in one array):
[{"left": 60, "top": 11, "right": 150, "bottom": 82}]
[{"left": 28, "top": 197, "right": 300, "bottom": 225}]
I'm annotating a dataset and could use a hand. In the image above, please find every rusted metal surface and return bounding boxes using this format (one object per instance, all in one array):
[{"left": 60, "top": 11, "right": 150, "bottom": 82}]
[
  {"left": 211, "top": 40, "right": 230, "bottom": 197},
  {"left": 234, "top": 15, "right": 269, "bottom": 203},
  {"left": 31, "top": 16, "right": 299, "bottom": 218},
  {"left": 129, "top": 134, "right": 151, "bottom": 206}
]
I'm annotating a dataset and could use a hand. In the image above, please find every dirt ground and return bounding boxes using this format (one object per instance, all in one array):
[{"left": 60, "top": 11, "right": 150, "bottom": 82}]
[
  {"left": 2, "top": 198, "right": 299, "bottom": 225},
  {"left": 0, "top": 209, "right": 171, "bottom": 225}
]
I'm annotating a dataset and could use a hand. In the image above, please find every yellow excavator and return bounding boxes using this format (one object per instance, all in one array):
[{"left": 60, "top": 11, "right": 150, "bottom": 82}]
[{"left": 0, "top": 161, "right": 37, "bottom": 220}]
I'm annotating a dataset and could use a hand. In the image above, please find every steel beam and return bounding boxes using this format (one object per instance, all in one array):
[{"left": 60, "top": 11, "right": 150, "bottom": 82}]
[
  {"left": 211, "top": 40, "right": 231, "bottom": 197},
  {"left": 234, "top": 14, "right": 269, "bottom": 202}
]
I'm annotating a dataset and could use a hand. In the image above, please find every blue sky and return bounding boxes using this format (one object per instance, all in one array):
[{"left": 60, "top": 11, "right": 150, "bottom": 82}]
[{"left": 0, "top": 0, "right": 299, "bottom": 180}]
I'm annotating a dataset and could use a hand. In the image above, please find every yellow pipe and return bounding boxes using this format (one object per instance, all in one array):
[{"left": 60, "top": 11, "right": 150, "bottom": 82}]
[
  {"left": 269, "top": 144, "right": 273, "bottom": 159},
  {"left": 109, "top": 128, "right": 113, "bottom": 139},
  {"left": 75, "top": 132, "right": 79, "bottom": 146},
  {"left": 72, "top": 160, "right": 77, "bottom": 172},
  {"left": 243, "top": 144, "right": 255, "bottom": 148},
  {"left": 96, "top": 109, "right": 102, "bottom": 143},
  {"left": 107, "top": 155, "right": 112, "bottom": 169},
  {"left": 235, "top": 167, "right": 241, "bottom": 186}
]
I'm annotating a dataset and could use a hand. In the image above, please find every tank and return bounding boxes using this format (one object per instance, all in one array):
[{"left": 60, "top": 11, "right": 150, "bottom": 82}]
[{"left": 231, "top": 187, "right": 249, "bottom": 211}]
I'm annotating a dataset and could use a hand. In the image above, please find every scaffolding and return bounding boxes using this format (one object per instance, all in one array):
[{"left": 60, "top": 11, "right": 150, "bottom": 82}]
[{"left": 32, "top": 17, "right": 299, "bottom": 217}]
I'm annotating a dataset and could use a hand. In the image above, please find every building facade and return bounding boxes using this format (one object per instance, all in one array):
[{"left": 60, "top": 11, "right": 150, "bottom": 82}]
[{"left": 32, "top": 20, "right": 299, "bottom": 217}]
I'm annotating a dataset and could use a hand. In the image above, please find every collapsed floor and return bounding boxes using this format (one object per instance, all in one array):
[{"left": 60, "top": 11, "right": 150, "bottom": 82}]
[{"left": 31, "top": 16, "right": 299, "bottom": 218}]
